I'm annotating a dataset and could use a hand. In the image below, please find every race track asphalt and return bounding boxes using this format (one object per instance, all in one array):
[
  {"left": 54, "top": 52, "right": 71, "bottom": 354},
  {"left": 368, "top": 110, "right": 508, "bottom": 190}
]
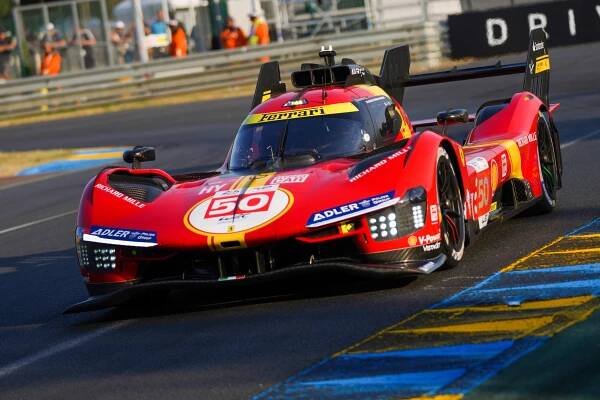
[{"left": 1, "top": 42, "right": 599, "bottom": 399}]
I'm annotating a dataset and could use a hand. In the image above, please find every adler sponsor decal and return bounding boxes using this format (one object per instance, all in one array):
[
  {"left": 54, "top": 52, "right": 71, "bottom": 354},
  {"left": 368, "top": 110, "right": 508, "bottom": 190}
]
[
  {"left": 83, "top": 225, "right": 157, "bottom": 247},
  {"left": 307, "top": 191, "right": 396, "bottom": 227},
  {"left": 95, "top": 183, "right": 146, "bottom": 208}
]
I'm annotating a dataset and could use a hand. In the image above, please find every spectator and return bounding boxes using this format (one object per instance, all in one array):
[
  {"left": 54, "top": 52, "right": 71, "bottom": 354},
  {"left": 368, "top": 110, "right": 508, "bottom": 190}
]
[
  {"left": 190, "top": 24, "right": 206, "bottom": 53},
  {"left": 39, "top": 23, "right": 66, "bottom": 52},
  {"left": 248, "top": 12, "right": 270, "bottom": 46},
  {"left": 111, "top": 21, "right": 134, "bottom": 64},
  {"left": 0, "top": 26, "right": 17, "bottom": 80},
  {"left": 168, "top": 20, "right": 187, "bottom": 58},
  {"left": 151, "top": 10, "right": 168, "bottom": 34},
  {"left": 41, "top": 40, "right": 62, "bottom": 76},
  {"left": 71, "top": 26, "right": 96, "bottom": 69},
  {"left": 220, "top": 17, "right": 247, "bottom": 49},
  {"left": 150, "top": 10, "right": 170, "bottom": 59}
]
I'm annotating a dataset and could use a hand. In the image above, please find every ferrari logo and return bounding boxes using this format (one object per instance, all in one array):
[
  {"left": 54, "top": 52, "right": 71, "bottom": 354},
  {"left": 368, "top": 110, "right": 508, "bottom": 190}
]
[{"left": 227, "top": 225, "right": 235, "bottom": 232}]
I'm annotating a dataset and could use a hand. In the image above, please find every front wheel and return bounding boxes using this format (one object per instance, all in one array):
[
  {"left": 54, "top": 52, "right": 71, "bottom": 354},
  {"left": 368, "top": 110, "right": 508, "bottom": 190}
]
[{"left": 437, "top": 147, "right": 466, "bottom": 267}]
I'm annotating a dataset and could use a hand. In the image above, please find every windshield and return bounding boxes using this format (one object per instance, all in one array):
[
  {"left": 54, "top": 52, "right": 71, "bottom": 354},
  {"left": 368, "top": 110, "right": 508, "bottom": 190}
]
[{"left": 229, "top": 112, "right": 368, "bottom": 170}]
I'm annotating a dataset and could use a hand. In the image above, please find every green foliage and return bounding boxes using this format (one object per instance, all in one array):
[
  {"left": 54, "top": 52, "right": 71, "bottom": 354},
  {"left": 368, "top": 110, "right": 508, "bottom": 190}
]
[{"left": 0, "top": 0, "right": 12, "bottom": 20}]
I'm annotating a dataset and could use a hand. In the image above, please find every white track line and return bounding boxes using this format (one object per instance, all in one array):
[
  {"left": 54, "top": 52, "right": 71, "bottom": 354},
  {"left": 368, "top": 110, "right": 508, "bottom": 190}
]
[
  {"left": 0, "top": 209, "right": 77, "bottom": 235},
  {"left": 0, "top": 170, "right": 81, "bottom": 192},
  {"left": 0, "top": 321, "right": 130, "bottom": 379},
  {"left": 560, "top": 128, "right": 600, "bottom": 150}
]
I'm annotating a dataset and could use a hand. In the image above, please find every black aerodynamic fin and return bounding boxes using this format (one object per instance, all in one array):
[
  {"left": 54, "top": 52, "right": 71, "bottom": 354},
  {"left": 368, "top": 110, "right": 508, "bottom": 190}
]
[
  {"left": 523, "top": 28, "right": 550, "bottom": 105},
  {"left": 251, "top": 61, "right": 287, "bottom": 110},
  {"left": 379, "top": 45, "right": 411, "bottom": 104}
]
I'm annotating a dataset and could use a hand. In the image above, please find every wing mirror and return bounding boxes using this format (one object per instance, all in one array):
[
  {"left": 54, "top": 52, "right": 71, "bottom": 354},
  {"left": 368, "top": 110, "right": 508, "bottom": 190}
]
[
  {"left": 437, "top": 109, "right": 469, "bottom": 126},
  {"left": 123, "top": 146, "right": 156, "bottom": 169},
  {"left": 436, "top": 109, "right": 469, "bottom": 136},
  {"left": 385, "top": 105, "right": 401, "bottom": 135}
]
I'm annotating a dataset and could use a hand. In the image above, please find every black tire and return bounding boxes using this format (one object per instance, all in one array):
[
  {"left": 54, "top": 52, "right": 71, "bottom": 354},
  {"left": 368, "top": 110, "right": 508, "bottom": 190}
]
[
  {"left": 529, "top": 112, "right": 558, "bottom": 215},
  {"left": 437, "top": 147, "right": 466, "bottom": 267}
]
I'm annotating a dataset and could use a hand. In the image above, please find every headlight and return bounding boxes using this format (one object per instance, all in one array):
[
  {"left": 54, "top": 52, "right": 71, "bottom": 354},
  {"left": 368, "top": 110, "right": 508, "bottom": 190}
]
[
  {"left": 368, "top": 187, "right": 426, "bottom": 241},
  {"left": 92, "top": 247, "right": 117, "bottom": 269}
]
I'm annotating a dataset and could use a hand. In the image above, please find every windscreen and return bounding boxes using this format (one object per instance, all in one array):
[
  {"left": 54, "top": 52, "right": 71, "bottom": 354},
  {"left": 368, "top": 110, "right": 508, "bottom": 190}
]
[{"left": 229, "top": 112, "right": 369, "bottom": 170}]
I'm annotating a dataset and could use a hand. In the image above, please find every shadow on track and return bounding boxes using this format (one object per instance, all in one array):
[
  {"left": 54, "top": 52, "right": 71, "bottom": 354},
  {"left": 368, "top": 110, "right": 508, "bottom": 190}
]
[{"left": 80, "top": 272, "right": 417, "bottom": 324}]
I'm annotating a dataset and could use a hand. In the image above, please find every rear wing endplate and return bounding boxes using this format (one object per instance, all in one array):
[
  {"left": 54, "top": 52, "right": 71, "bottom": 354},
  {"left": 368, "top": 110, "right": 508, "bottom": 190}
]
[{"left": 379, "top": 28, "right": 550, "bottom": 106}]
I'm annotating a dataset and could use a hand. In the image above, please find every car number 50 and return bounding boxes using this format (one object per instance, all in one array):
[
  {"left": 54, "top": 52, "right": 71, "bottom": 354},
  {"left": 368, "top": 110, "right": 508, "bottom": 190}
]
[{"left": 205, "top": 193, "right": 272, "bottom": 218}]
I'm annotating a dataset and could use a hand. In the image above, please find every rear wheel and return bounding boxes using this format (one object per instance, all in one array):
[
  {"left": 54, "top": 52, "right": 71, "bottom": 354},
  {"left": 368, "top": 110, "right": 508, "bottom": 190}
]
[
  {"left": 437, "top": 147, "right": 465, "bottom": 267},
  {"left": 529, "top": 112, "right": 558, "bottom": 214}
]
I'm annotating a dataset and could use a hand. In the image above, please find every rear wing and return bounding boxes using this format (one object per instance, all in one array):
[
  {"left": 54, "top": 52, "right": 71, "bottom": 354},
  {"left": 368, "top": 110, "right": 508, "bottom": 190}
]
[{"left": 379, "top": 28, "right": 550, "bottom": 105}]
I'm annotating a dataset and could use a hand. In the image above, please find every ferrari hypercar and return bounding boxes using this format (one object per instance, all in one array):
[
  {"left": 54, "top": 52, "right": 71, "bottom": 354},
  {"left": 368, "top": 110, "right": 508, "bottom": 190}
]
[{"left": 68, "top": 28, "right": 562, "bottom": 312}]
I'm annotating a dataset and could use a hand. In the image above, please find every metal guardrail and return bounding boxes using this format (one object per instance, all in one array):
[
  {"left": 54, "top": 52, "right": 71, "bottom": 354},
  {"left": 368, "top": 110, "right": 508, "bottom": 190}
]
[{"left": 0, "top": 21, "right": 445, "bottom": 120}]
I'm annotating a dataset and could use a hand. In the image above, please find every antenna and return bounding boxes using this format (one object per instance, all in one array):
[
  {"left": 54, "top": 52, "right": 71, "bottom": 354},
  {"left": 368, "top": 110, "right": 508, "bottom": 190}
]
[{"left": 319, "top": 45, "right": 336, "bottom": 66}]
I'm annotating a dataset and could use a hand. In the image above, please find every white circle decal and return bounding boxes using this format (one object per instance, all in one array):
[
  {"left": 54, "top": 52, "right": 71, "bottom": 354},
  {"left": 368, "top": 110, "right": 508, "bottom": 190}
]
[{"left": 187, "top": 188, "right": 292, "bottom": 234}]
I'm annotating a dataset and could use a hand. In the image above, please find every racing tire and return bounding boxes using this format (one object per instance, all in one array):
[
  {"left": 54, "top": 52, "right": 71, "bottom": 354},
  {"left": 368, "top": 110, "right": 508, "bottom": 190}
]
[
  {"left": 529, "top": 112, "right": 558, "bottom": 215},
  {"left": 437, "top": 147, "right": 466, "bottom": 268}
]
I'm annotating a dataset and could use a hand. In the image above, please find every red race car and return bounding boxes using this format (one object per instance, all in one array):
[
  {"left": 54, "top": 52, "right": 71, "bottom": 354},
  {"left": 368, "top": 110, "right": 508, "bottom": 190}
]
[{"left": 68, "top": 28, "right": 562, "bottom": 313}]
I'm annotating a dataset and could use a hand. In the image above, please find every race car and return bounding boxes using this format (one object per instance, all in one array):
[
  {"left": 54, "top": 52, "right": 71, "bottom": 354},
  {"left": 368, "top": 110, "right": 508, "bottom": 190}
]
[{"left": 67, "top": 28, "right": 562, "bottom": 313}]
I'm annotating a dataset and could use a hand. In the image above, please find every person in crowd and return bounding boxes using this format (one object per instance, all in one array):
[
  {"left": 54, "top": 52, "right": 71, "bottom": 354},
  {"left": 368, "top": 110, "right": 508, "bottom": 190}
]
[
  {"left": 40, "top": 23, "right": 66, "bottom": 51},
  {"left": 248, "top": 12, "right": 270, "bottom": 46},
  {"left": 151, "top": 10, "right": 168, "bottom": 34},
  {"left": 168, "top": 20, "right": 187, "bottom": 58},
  {"left": 0, "top": 26, "right": 17, "bottom": 80},
  {"left": 150, "top": 10, "right": 170, "bottom": 59},
  {"left": 190, "top": 24, "right": 206, "bottom": 53},
  {"left": 111, "top": 21, "right": 133, "bottom": 64},
  {"left": 71, "top": 26, "right": 96, "bottom": 69},
  {"left": 220, "top": 17, "right": 247, "bottom": 49},
  {"left": 40, "top": 40, "right": 62, "bottom": 76}
]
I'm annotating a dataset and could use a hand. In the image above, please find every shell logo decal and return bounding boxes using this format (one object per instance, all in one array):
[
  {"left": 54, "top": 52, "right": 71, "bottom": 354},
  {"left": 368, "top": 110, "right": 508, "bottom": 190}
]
[{"left": 185, "top": 185, "right": 293, "bottom": 236}]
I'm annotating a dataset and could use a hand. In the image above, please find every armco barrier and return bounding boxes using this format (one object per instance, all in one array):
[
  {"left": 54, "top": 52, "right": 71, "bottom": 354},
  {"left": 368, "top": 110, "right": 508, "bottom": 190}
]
[
  {"left": 0, "top": 22, "right": 445, "bottom": 120},
  {"left": 448, "top": 0, "right": 600, "bottom": 58}
]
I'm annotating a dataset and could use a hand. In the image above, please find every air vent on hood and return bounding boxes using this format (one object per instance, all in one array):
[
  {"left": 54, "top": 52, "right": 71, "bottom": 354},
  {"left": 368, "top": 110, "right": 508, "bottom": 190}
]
[{"left": 108, "top": 173, "right": 171, "bottom": 203}]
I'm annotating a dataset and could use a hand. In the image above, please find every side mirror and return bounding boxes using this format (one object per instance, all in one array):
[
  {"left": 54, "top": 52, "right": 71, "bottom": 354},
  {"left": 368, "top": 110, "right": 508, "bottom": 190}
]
[
  {"left": 123, "top": 146, "right": 156, "bottom": 169},
  {"left": 385, "top": 105, "right": 401, "bottom": 135},
  {"left": 436, "top": 109, "right": 469, "bottom": 126}
]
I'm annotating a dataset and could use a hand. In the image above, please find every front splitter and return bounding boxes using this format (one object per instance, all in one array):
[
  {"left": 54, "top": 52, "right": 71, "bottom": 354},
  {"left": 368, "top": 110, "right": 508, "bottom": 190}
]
[{"left": 64, "top": 255, "right": 446, "bottom": 313}]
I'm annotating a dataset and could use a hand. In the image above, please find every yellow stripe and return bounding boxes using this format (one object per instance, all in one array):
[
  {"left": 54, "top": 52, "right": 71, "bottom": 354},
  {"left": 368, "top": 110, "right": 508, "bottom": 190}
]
[
  {"left": 230, "top": 176, "right": 249, "bottom": 190},
  {"left": 210, "top": 231, "right": 247, "bottom": 251},
  {"left": 248, "top": 173, "right": 275, "bottom": 187},
  {"left": 244, "top": 103, "right": 358, "bottom": 125},
  {"left": 540, "top": 247, "right": 600, "bottom": 255},
  {"left": 567, "top": 233, "right": 600, "bottom": 239},
  {"left": 427, "top": 295, "right": 594, "bottom": 314},
  {"left": 501, "top": 236, "right": 563, "bottom": 272},
  {"left": 465, "top": 139, "right": 523, "bottom": 180},
  {"left": 68, "top": 151, "right": 122, "bottom": 160},
  {"left": 388, "top": 316, "right": 554, "bottom": 335},
  {"left": 405, "top": 395, "right": 463, "bottom": 400}
]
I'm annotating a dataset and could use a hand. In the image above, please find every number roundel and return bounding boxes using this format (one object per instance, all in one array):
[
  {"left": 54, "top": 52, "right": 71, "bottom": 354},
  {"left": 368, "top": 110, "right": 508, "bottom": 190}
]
[{"left": 185, "top": 188, "right": 293, "bottom": 234}]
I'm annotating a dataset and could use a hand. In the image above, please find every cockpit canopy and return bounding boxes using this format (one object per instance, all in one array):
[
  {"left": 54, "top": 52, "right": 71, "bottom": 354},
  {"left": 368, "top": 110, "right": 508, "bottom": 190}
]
[{"left": 229, "top": 97, "right": 402, "bottom": 171}]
